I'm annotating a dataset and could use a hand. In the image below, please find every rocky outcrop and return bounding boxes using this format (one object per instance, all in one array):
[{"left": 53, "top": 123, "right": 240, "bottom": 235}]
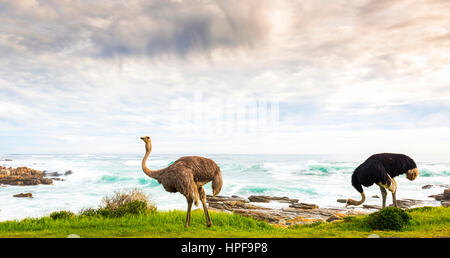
[
  {"left": 289, "top": 203, "right": 318, "bottom": 209},
  {"left": 207, "top": 194, "right": 366, "bottom": 226},
  {"left": 353, "top": 199, "right": 423, "bottom": 210},
  {"left": 207, "top": 194, "right": 436, "bottom": 226},
  {"left": 64, "top": 170, "right": 74, "bottom": 176},
  {"left": 43, "top": 170, "right": 74, "bottom": 179},
  {"left": 393, "top": 199, "right": 424, "bottom": 209},
  {"left": 326, "top": 213, "right": 348, "bottom": 222},
  {"left": 13, "top": 192, "right": 33, "bottom": 198},
  {"left": 248, "top": 195, "right": 299, "bottom": 204},
  {"left": 422, "top": 184, "right": 450, "bottom": 190},
  {"left": 429, "top": 189, "right": 450, "bottom": 207},
  {"left": 0, "top": 166, "right": 74, "bottom": 186},
  {"left": 363, "top": 204, "right": 382, "bottom": 210},
  {"left": 43, "top": 171, "right": 62, "bottom": 177},
  {"left": 0, "top": 166, "right": 53, "bottom": 186}
]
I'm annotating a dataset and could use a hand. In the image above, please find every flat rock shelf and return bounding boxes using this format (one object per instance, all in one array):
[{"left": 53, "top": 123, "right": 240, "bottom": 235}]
[
  {"left": 206, "top": 194, "right": 367, "bottom": 227},
  {"left": 206, "top": 192, "right": 446, "bottom": 227}
]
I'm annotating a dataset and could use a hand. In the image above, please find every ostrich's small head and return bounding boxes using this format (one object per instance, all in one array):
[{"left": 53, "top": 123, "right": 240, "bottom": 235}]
[
  {"left": 345, "top": 192, "right": 365, "bottom": 207},
  {"left": 345, "top": 199, "right": 357, "bottom": 207},
  {"left": 405, "top": 156, "right": 418, "bottom": 181},
  {"left": 406, "top": 167, "right": 419, "bottom": 181},
  {"left": 140, "top": 136, "right": 151, "bottom": 143}
]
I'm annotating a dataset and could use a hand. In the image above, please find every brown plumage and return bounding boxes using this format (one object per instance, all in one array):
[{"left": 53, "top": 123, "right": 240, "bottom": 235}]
[{"left": 140, "top": 136, "right": 222, "bottom": 227}]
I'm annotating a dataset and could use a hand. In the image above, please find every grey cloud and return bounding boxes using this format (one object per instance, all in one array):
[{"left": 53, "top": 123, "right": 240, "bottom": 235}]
[{"left": 0, "top": 0, "right": 272, "bottom": 59}]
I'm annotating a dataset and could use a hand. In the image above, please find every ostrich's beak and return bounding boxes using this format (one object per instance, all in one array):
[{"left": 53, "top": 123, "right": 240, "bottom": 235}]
[{"left": 140, "top": 137, "right": 145, "bottom": 140}]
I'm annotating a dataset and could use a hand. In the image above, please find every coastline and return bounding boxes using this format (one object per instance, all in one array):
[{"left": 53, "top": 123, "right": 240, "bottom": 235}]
[{"left": 1, "top": 154, "right": 449, "bottom": 222}]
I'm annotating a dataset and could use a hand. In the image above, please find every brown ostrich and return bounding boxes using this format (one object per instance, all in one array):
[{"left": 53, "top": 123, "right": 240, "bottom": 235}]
[{"left": 140, "top": 136, "right": 223, "bottom": 227}]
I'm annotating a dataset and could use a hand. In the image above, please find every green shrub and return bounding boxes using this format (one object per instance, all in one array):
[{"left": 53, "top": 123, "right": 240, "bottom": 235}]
[
  {"left": 50, "top": 211, "right": 75, "bottom": 220},
  {"left": 79, "top": 207, "right": 110, "bottom": 217},
  {"left": 111, "top": 200, "right": 148, "bottom": 217},
  {"left": 80, "top": 188, "right": 157, "bottom": 218},
  {"left": 101, "top": 188, "right": 156, "bottom": 212},
  {"left": 366, "top": 207, "right": 411, "bottom": 231}
]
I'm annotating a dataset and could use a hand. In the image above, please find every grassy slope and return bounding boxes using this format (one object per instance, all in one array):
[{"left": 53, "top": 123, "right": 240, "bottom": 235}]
[{"left": 0, "top": 207, "right": 448, "bottom": 238}]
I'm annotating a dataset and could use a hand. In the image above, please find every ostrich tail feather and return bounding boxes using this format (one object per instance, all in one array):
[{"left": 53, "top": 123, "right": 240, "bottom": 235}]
[{"left": 212, "top": 169, "right": 223, "bottom": 196}]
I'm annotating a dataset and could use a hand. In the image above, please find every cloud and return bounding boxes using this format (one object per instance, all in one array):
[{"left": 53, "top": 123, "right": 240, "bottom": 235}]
[
  {"left": 0, "top": 0, "right": 275, "bottom": 58},
  {"left": 0, "top": 0, "right": 449, "bottom": 154}
]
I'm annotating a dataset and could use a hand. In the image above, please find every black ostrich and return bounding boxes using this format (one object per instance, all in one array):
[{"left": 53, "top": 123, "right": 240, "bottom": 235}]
[{"left": 346, "top": 153, "right": 419, "bottom": 208}]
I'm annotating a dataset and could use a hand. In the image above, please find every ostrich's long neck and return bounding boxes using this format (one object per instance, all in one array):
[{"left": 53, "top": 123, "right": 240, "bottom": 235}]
[
  {"left": 353, "top": 192, "right": 366, "bottom": 206},
  {"left": 142, "top": 143, "right": 162, "bottom": 179}
]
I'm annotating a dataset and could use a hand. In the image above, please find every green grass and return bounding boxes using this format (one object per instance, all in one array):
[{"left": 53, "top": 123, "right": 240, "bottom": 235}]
[{"left": 0, "top": 207, "right": 449, "bottom": 238}]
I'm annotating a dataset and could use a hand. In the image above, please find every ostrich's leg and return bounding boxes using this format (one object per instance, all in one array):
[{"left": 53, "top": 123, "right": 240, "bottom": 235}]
[
  {"left": 198, "top": 186, "right": 212, "bottom": 227},
  {"left": 390, "top": 178, "right": 398, "bottom": 207},
  {"left": 392, "top": 191, "right": 397, "bottom": 208},
  {"left": 378, "top": 185, "right": 387, "bottom": 208},
  {"left": 185, "top": 198, "right": 193, "bottom": 227}
]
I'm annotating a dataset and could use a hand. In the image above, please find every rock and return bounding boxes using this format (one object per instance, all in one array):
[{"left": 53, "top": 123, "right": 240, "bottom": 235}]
[
  {"left": 248, "top": 195, "right": 299, "bottom": 204},
  {"left": 326, "top": 213, "right": 347, "bottom": 222},
  {"left": 208, "top": 195, "right": 345, "bottom": 225},
  {"left": 422, "top": 184, "right": 450, "bottom": 189},
  {"left": 337, "top": 199, "right": 347, "bottom": 203},
  {"left": 209, "top": 200, "right": 270, "bottom": 211},
  {"left": 362, "top": 199, "right": 423, "bottom": 210},
  {"left": 429, "top": 194, "right": 442, "bottom": 200},
  {"left": 363, "top": 204, "right": 382, "bottom": 210},
  {"left": 13, "top": 193, "right": 33, "bottom": 198},
  {"left": 64, "top": 170, "right": 74, "bottom": 176},
  {"left": 3, "top": 159, "right": 12, "bottom": 161},
  {"left": 233, "top": 209, "right": 283, "bottom": 223},
  {"left": 246, "top": 195, "right": 271, "bottom": 203},
  {"left": 429, "top": 189, "right": 450, "bottom": 201},
  {"left": 0, "top": 166, "right": 53, "bottom": 186},
  {"left": 207, "top": 195, "right": 373, "bottom": 226},
  {"left": 390, "top": 199, "right": 423, "bottom": 209},
  {"left": 371, "top": 195, "right": 380, "bottom": 198},
  {"left": 40, "top": 178, "right": 53, "bottom": 184},
  {"left": 423, "top": 184, "right": 450, "bottom": 190},
  {"left": 441, "top": 201, "right": 450, "bottom": 207},
  {"left": 289, "top": 203, "right": 318, "bottom": 209},
  {"left": 445, "top": 189, "right": 450, "bottom": 199},
  {"left": 207, "top": 195, "right": 249, "bottom": 203},
  {"left": 44, "top": 171, "right": 61, "bottom": 177}
]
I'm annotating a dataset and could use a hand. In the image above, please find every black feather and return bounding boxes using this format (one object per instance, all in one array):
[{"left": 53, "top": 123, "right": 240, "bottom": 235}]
[{"left": 351, "top": 153, "right": 417, "bottom": 193}]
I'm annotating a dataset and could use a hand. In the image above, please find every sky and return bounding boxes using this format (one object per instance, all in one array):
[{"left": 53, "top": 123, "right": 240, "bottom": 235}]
[{"left": 0, "top": 0, "right": 449, "bottom": 156}]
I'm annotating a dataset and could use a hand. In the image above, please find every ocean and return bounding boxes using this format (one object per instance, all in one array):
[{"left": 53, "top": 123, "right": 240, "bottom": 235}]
[{"left": 0, "top": 153, "right": 449, "bottom": 221}]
